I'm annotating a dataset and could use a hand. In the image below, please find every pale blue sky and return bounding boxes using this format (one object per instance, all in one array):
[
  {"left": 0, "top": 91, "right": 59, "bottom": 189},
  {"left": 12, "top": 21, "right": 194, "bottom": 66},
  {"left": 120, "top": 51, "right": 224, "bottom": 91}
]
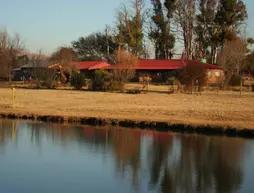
[{"left": 0, "top": 0, "right": 253, "bottom": 54}]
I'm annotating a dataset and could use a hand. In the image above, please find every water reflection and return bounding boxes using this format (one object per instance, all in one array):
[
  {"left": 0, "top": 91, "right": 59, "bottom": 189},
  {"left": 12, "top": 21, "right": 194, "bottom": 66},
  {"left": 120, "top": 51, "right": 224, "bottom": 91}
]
[
  {"left": 0, "top": 119, "right": 253, "bottom": 193},
  {"left": 0, "top": 119, "right": 17, "bottom": 146},
  {"left": 153, "top": 136, "right": 245, "bottom": 193}
]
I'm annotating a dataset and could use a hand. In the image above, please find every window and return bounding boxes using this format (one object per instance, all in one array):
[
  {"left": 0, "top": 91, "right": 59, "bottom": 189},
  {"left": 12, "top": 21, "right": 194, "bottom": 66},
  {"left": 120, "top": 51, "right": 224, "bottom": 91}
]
[{"left": 215, "top": 71, "right": 220, "bottom": 77}]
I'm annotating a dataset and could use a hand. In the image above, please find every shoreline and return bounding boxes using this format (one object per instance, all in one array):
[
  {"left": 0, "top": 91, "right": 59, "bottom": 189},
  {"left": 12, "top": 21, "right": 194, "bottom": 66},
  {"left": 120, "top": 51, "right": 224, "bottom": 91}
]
[
  {"left": 0, "top": 87, "right": 254, "bottom": 138},
  {"left": 1, "top": 112, "right": 254, "bottom": 139}
]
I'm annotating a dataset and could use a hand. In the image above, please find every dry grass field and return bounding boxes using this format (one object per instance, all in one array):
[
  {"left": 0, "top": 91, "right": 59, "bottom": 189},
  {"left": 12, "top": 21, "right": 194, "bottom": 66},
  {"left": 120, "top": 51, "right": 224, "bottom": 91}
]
[{"left": 0, "top": 86, "right": 254, "bottom": 129}]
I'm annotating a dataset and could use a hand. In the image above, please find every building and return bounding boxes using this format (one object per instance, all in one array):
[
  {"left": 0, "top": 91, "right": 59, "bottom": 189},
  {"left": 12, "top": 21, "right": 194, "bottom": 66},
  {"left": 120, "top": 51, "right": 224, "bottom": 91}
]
[
  {"left": 11, "top": 63, "right": 47, "bottom": 81},
  {"left": 74, "top": 59, "right": 224, "bottom": 84}
]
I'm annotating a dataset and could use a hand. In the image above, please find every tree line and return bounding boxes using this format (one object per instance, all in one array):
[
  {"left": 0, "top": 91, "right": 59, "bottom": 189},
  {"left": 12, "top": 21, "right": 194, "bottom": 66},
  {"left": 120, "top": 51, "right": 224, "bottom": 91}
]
[
  {"left": 70, "top": 0, "right": 253, "bottom": 84},
  {"left": 72, "top": 0, "right": 248, "bottom": 62},
  {"left": 0, "top": 0, "right": 254, "bottom": 83}
]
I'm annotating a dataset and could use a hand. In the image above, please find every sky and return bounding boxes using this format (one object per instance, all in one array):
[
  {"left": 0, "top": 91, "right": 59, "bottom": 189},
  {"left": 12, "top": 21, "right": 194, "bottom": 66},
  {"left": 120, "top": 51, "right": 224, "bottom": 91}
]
[{"left": 0, "top": 0, "right": 253, "bottom": 54}]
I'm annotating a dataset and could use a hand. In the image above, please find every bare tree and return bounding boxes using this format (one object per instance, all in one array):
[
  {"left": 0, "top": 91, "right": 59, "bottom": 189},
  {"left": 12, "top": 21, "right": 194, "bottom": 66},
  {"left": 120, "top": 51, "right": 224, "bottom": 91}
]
[
  {"left": 112, "top": 48, "right": 138, "bottom": 90},
  {"left": 174, "top": 0, "right": 196, "bottom": 59},
  {"left": 0, "top": 30, "right": 23, "bottom": 82},
  {"left": 49, "top": 47, "right": 77, "bottom": 71},
  {"left": 0, "top": 31, "right": 9, "bottom": 80},
  {"left": 30, "top": 51, "right": 56, "bottom": 89},
  {"left": 49, "top": 47, "right": 77, "bottom": 83},
  {"left": 217, "top": 37, "right": 248, "bottom": 95},
  {"left": 217, "top": 37, "right": 247, "bottom": 84}
]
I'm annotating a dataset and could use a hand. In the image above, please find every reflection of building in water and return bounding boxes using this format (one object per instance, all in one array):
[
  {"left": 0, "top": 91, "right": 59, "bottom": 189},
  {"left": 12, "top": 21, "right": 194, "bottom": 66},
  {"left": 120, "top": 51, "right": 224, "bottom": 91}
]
[
  {"left": 0, "top": 119, "right": 17, "bottom": 146},
  {"left": 1, "top": 120, "right": 247, "bottom": 193}
]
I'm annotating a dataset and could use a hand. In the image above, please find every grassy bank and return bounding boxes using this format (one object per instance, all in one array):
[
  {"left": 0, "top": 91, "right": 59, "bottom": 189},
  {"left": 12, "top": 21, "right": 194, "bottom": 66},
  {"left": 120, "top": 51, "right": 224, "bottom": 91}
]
[{"left": 0, "top": 87, "right": 254, "bottom": 131}]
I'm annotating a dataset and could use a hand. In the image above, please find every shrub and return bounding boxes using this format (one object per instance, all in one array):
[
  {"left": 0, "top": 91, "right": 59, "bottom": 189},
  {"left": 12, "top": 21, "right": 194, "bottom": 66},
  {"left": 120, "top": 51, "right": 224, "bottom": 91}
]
[
  {"left": 228, "top": 74, "right": 241, "bottom": 86},
  {"left": 33, "top": 68, "right": 57, "bottom": 89},
  {"left": 111, "top": 48, "right": 137, "bottom": 91},
  {"left": 90, "top": 70, "right": 113, "bottom": 91},
  {"left": 70, "top": 72, "right": 86, "bottom": 90},
  {"left": 179, "top": 62, "right": 207, "bottom": 93},
  {"left": 167, "top": 76, "right": 177, "bottom": 85}
]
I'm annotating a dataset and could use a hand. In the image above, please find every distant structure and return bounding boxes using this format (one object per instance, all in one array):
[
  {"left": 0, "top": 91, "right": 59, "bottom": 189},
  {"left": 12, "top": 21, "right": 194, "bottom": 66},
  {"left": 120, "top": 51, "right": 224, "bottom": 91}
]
[
  {"left": 11, "top": 59, "right": 224, "bottom": 85},
  {"left": 73, "top": 59, "right": 225, "bottom": 84}
]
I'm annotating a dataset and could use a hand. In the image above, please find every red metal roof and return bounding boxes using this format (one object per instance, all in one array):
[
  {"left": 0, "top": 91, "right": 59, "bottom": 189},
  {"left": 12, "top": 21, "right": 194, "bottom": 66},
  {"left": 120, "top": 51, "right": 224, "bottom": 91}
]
[
  {"left": 88, "top": 62, "right": 111, "bottom": 70},
  {"left": 109, "top": 59, "right": 222, "bottom": 70},
  {"left": 136, "top": 59, "right": 185, "bottom": 70},
  {"left": 74, "top": 59, "right": 222, "bottom": 71},
  {"left": 185, "top": 60, "right": 223, "bottom": 70},
  {"left": 73, "top": 61, "right": 110, "bottom": 70}
]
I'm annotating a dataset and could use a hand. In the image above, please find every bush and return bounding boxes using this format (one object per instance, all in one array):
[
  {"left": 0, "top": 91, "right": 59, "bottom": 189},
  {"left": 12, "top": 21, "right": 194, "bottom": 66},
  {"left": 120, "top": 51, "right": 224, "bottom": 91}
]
[
  {"left": 167, "top": 76, "right": 177, "bottom": 85},
  {"left": 228, "top": 74, "right": 241, "bottom": 86},
  {"left": 90, "top": 70, "right": 113, "bottom": 91},
  {"left": 33, "top": 68, "right": 57, "bottom": 89},
  {"left": 179, "top": 62, "right": 207, "bottom": 93},
  {"left": 70, "top": 72, "right": 86, "bottom": 90}
]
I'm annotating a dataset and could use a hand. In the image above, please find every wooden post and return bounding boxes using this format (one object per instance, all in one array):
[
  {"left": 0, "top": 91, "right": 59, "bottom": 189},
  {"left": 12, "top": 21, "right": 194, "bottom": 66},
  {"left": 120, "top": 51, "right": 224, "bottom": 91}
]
[
  {"left": 240, "top": 76, "right": 243, "bottom": 97},
  {"left": 12, "top": 88, "right": 16, "bottom": 108}
]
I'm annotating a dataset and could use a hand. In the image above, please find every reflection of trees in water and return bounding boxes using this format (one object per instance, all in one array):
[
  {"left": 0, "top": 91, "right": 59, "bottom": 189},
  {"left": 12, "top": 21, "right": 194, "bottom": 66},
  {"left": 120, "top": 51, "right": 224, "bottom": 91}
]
[
  {"left": 148, "top": 133, "right": 173, "bottom": 188},
  {"left": 28, "top": 123, "right": 142, "bottom": 188},
  {"left": 110, "top": 129, "right": 141, "bottom": 189},
  {"left": 77, "top": 127, "right": 109, "bottom": 150},
  {"left": 30, "top": 123, "right": 110, "bottom": 153},
  {"left": 29, "top": 122, "right": 78, "bottom": 146},
  {"left": 153, "top": 135, "right": 245, "bottom": 193},
  {"left": 0, "top": 120, "right": 247, "bottom": 193},
  {"left": 0, "top": 119, "right": 17, "bottom": 147}
]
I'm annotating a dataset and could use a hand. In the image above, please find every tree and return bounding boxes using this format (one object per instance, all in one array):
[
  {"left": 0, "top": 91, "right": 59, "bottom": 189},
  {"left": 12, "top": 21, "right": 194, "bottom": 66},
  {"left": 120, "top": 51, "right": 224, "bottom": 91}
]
[
  {"left": 72, "top": 30, "right": 118, "bottom": 61},
  {"left": 112, "top": 48, "right": 137, "bottom": 89},
  {"left": 70, "top": 72, "right": 86, "bottom": 90},
  {"left": 34, "top": 68, "right": 57, "bottom": 89},
  {"left": 245, "top": 51, "right": 254, "bottom": 75},
  {"left": 149, "top": 0, "right": 175, "bottom": 59},
  {"left": 115, "top": 0, "right": 145, "bottom": 56},
  {"left": 217, "top": 37, "right": 247, "bottom": 86},
  {"left": 174, "top": 0, "right": 196, "bottom": 60},
  {"left": 194, "top": 0, "right": 247, "bottom": 64},
  {"left": 0, "top": 30, "right": 23, "bottom": 81},
  {"left": 49, "top": 47, "right": 77, "bottom": 72},
  {"left": 247, "top": 38, "right": 254, "bottom": 45},
  {"left": 195, "top": 0, "right": 220, "bottom": 63},
  {"left": 30, "top": 51, "right": 56, "bottom": 89},
  {"left": 179, "top": 61, "right": 207, "bottom": 93},
  {"left": 215, "top": 0, "right": 247, "bottom": 36},
  {"left": 90, "top": 70, "right": 113, "bottom": 91}
]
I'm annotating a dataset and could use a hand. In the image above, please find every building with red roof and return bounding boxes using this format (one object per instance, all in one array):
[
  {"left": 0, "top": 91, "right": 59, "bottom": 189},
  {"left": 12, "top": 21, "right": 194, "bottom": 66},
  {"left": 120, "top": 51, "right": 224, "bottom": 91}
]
[
  {"left": 74, "top": 59, "right": 222, "bottom": 71},
  {"left": 74, "top": 59, "right": 224, "bottom": 83},
  {"left": 134, "top": 59, "right": 185, "bottom": 70}
]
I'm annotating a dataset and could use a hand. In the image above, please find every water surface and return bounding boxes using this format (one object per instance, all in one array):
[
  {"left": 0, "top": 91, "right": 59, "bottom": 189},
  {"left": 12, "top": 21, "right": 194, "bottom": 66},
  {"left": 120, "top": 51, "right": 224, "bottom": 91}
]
[{"left": 0, "top": 119, "right": 254, "bottom": 193}]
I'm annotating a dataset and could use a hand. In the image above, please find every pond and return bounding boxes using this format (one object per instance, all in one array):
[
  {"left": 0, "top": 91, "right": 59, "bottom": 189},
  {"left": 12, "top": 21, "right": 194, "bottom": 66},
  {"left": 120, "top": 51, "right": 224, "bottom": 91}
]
[{"left": 0, "top": 119, "right": 254, "bottom": 193}]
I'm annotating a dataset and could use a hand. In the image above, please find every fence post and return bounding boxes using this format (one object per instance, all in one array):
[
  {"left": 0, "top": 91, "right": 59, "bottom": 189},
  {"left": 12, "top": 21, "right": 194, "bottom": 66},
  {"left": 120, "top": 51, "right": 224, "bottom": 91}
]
[{"left": 12, "top": 88, "right": 16, "bottom": 108}]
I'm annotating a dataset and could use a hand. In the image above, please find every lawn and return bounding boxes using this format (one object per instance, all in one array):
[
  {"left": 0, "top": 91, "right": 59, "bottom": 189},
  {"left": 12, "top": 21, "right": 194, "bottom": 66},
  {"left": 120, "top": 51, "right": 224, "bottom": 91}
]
[{"left": 0, "top": 86, "right": 254, "bottom": 129}]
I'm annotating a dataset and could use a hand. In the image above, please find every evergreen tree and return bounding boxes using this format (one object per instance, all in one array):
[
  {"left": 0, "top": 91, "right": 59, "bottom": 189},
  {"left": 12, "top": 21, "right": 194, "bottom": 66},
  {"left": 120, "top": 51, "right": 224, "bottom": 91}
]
[
  {"left": 215, "top": 0, "right": 247, "bottom": 42},
  {"left": 195, "top": 0, "right": 247, "bottom": 63},
  {"left": 116, "top": 0, "right": 144, "bottom": 56},
  {"left": 149, "top": 0, "right": 175, "bottom": 59},
  {"left": 195, "top": 0, "right": 220, "bottom": 63},
  {"left": 72, "top": 31, "right": 118, "bottom": 61}
]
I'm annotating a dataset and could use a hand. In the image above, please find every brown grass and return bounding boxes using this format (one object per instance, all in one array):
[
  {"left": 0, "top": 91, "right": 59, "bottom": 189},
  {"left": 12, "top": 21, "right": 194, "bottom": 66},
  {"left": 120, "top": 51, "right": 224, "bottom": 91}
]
[{"left": 0, "top": 86, "right": 254, "bottom": 129}]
